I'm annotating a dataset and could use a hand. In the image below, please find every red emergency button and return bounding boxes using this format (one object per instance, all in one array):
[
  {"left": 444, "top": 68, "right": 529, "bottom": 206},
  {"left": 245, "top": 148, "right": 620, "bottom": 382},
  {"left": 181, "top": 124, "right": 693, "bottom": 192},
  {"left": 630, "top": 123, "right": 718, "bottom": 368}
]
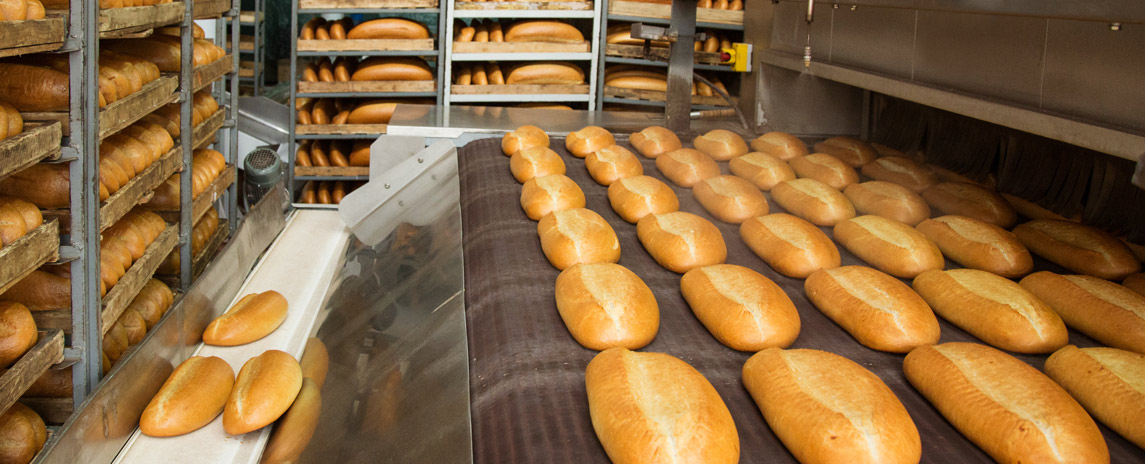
[{"left": 720, "top": 51, "right": 732, "bottom": 62}]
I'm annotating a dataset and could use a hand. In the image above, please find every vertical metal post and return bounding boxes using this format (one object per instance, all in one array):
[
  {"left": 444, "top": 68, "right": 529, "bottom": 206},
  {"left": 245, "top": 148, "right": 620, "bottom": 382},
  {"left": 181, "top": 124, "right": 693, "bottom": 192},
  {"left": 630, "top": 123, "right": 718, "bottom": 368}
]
[
  {"left": 228, "top": 5, "right": 240, "bottom": 231},
  {"left": 595, "top": 0, "right": 610, "bottom": 110},
  {"left": 253, "top": 0, "right": 263, "bottom": 95},
  {"left": 665, "top": 0, "right": 698, "bottom": 131},
  {"left": 587, "top": 0, "right": 603, "bottom": 110},
  {"left": 287, "top": 3, "right": 298, "bottom": 201},
  {"left": 178, "top": 1, "right": 195, "bottom": 291},
  {"left": 436, "top": 4, "right": 447, "bottom": 106}
]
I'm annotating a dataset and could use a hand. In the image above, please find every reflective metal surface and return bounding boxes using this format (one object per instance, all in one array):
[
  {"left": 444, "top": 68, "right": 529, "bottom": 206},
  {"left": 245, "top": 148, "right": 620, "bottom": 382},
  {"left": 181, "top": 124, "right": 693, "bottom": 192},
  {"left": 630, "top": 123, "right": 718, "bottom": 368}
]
[
  {"left": 775, "top": 0, "right": 1145, "bottom": 24},
  {"left": 237, "top": 96, "right": 290, "bottom": 145}
]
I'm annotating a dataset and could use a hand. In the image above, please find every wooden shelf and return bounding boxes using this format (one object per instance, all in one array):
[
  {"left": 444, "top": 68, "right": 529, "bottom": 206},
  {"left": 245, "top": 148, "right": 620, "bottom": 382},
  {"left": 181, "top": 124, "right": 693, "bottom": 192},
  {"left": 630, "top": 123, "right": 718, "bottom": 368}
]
[
  {"left": 300, "top": 0, "right": 436, "bottom": 9},
  {"left": 453, "top": 41, "right": 590, "bottom": 54},
  {"left": 21, "top": 75, "right": 179, "bottom": 140},
  {"left": 452, "top": 84, "right": 590, "bottom": 95},
  {"left": 297, "top": 80, "right": 437, "bottom": 94},
  {"left": 608, "top": 1, "right": 743, "bottom": 26},
  {"left": 193, "top": 0, "right": 231, "bottom": 19},
  {"left": 0, "top": 220, "right": 60, "bottom": 296},
  {"left": 192, "top": 109, "right": 226, "bottom": 150},
  {"left": 153, "top": 165, "right": 235, "bottom": 225},
  {"left": 193, "top": 56, "right": 234, "bottom": 92},
  {"left": 0, "top": 122, "right": 62, "bottom": 182},
  {"left": 295, "top": 166, "right": 369, "bottom": 178},
  {"left": 296, "top": 124, "right": 387, "bottom": 136},
  {"left": 605, "top": 43, "right": 725, "bottom": 65},
  {"left": 0, "top": 16, "right": 66, "bottom": 58},
  {"left": 0, "top": 330, "right": 64, "bottom": 417},
  {"left": 100, "top": 225, "right": 178, "bottom": 335},
  {"left": 297, "top": 38, "right": 435, "bottom": 52},
  {"left": 603, "top": 85, "right": 733, "bottom": 106},
  {"left": 98, "top": 2, "right": 185, "bottom": 36},
  {"left": 455, "top": 0, "right": 592, "bottom": 11}
]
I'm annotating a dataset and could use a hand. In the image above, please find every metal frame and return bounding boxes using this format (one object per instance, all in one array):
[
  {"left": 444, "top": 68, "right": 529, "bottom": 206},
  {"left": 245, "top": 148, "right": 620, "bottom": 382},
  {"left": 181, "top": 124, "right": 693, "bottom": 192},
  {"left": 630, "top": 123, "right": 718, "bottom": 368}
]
[{"left": 234, "top": 0, "right": 265, "bottom": 95}]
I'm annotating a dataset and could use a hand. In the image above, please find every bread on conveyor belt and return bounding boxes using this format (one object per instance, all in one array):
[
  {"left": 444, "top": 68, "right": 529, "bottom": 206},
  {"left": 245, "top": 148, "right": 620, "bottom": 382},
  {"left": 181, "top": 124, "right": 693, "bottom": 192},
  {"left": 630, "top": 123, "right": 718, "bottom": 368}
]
[
  {"left": 1013, "top": 219, "right": 1141, "bottom": 280},
  {"left": 770, "top": 178, "right": 855, "bottom": 226},
  {"left": 682, "top": 264, "right": 799, "bottom": 351},
  {"left": 789, "top": 153, "right": 859, "bottom": 190},
  {"left": 509, "top": 146, "right": 565, "bottom": 183},
  {"left": 904, "top": 342, "right": 1108, "bottom": 464},
  {"left": 813, "top": 136, "right": 877, "bottom": 167},
  {"left": 0, "top": 402, "right": 46, "bottom": 464},
  {"left": 805, "top": 266, "right": 940, "bottom": 352},
  {"left": 692, "top": 175, "right": 767, "bottom": 224},
  {"left": 300, "top": 337, "right": 329, "bottom": 390},
  {"left": 1000, "top": 192, "right": 1072, "bottom": 221},
  {"left": 1019, "top": 271, "right": 1145, "bottom": 354},
  {"left": 636, "top": 211, "right": 726, "bottom": 273},
  {"left": 555, "top": 263, "right": 658, "bottom": 350},
  {"left": 350, "top": 57, "right": 434, "bottom": 81},
  {"left": 921, "top": 181, "right": 1017, "bottom": 229},
  {"left": 728, "top": 152, "right": 794, "bottom": 191},
  {"left": 140, "top": 356, "right": 234, "bottom": 437},
  {"left": 861, "top": 156, "right": 938, "bottom": 193},
  {"left": 505, "top": 62, "right": 585, "bottom": 85},
  {"left": 629, "top": 126, "right": 680, "bottom": 159},
  {"left": 585, "top": 145, "right": 642, "bottom": 186},
  {"left": 744, "top": 348, "right": 921, "bottom": 464},
  {"left": 565, "top": 126, "right": 614, "bottom": 158},
  {"left": 504, "top": 20, "right": 584, "bottom": 43},
  {"left": 655, "top": 148, "right": 719, "bottom": 188},
  {"left": 913, "top": 269, "right": 1067, "bottom": 353},
  {"left": 537, "top": 208, "right": 620, "bottom": 270},
  {"left": 1044, "top": 345, "right": 1145, "bottom": 449},
  {"left": 750, "top": 131, "right": 807, "bottom": 160},
  {"left": 916, "top": 215, "right": 1032, "bottom": 278},
  {"left": 585, "top": 348, "right": 739, "bottom": 464},
  {"left": 502, "top": 124, "right": 548, "bottom": 156},
  {"left": 224, "top": 350, "right": 303, "bottom": 435},
  {"left": 693, "top": 129, "right": 748, "bottom": 161},
  {"left": 262, "top": 378, "right": 322, "bottom": 464},
  {"left": 1125, "top": 273, "right": 1145, "bottom": 296},
  {"left": 520, "top": 174, "right": 585, "bottom": 221},
  {"left": 0, "top": 302, "right": 35, "bottom": 368},
  {"left": 842, "top": 181, "right": 930, "bottom": 226},
  {"left": 202, "top": 290, "right": 289, "bottom": 346},
  {"left": 347, "top": 18, "right": 430, "bottom": 39},
  {"left": 607, "top": 175, "right": 679, "bottom": 224},
  {"left": 740, "top": 213, "right": 839, "bottom": 279},
  {"left": 834, "top": 215, "right": 944, "bottom": 279}
]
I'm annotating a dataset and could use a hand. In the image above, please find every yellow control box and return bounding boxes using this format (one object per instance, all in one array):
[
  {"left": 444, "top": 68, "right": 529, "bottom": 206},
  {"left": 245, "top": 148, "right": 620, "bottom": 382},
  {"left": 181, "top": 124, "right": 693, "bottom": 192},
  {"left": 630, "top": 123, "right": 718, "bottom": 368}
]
[{"left": 719, "top": 43, "right": 753, "bottom": 72}]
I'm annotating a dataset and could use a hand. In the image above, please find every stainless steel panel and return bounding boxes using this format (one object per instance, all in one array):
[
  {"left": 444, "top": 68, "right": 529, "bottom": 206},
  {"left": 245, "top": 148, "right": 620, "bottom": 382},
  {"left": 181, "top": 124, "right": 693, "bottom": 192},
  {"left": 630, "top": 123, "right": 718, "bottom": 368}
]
[
  {"left": 914, "top": 10, "right": 1046, "bottom": 108},
  {"left": 830, "top": 5, "right": 916, "bottom": 77},
  {"left": 237, "top": 96, "right": 290, "bottom": 145},
  {"left": 769, "top": 0, "right": 833, "bottom": 58},
  {"left": 757, "top": 64, "right": 864, "bottom": 135},
  {"left": 776, "top": 0, "right": 1145, "bottom": 24},
  {"left": 1042, "top": 19, "right": 1145, "bottom": 133}
]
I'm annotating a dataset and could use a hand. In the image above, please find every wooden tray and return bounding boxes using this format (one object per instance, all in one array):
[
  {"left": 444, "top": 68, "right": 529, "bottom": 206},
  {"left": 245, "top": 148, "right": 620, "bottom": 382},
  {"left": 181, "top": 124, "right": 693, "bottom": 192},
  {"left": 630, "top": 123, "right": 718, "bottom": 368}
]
[
  {"left": 193, "top": 0, "right": 230, "bottom": 19},
  {"left": 455, "top": 1, "right": 592, "bottom": 10},
  {"left": 609, "top": 0, "right": 743, "bottom": 24},
  {"left": 297, "top": 80, "right": 437, "bottom": 94},
  {"left": 605, "top": 43, "right": 725, "bottom": 65},
  {"left": 0, "top": 16, "right": 65, "bottom": 58},
  {"left": 193, "top": 56, "right": 234, "bottom": 92},
  {"left": 225, "top": 35, "right": 254, "bottom": 52},
  {"left": 101, "top": 225, "right": 178, "bottom": 334},
  {"left": 604, "top": 85, "right": 733, "bottom": 106},
  {"left": 22, "top": 75, "right": 179, "bottom": 140},
  {"left": 452, "top": 41, "right": 590, "bottom": 54},
  {"left": 153, "top": 165, "right": 235, "bottom": 224},
  {"left": 300, "top": 0, "right": 436, "bottom": 9},
  {"left": 295, "top": 166, "right": 370, "bottom": 177},
  {"left": 192, "top": 109, "right": 226, "bottom": 150},
  {"left": 99, "top": 2, "right": 185, "bottom": 36},
  {"left": 452, "top": 84, "right": 589, "bottom": 95},
  {"left": 0, "top": 122, "right": 62, "bottom": 182},
  {"left": 0, "top": 220, "right": 60, "bottom": 296},
  {"left": 191, "top": 220, "right": 228, "bottom": 280},
  {"left": 296, "top": 124, "right": 387, "bottom": 135},
  {"left": 297, "top": 38, "right": 434, "bottom": 52},
  {"left": 0, "top": 330, "right": 64, "bottom": 417}
]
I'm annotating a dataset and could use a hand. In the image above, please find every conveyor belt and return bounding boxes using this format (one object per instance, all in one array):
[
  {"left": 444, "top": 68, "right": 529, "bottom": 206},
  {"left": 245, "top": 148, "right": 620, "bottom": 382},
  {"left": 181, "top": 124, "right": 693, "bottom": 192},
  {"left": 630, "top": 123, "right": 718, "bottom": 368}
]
[{"left": 458, "top": 136, "right": 1145, "bottom": 463}]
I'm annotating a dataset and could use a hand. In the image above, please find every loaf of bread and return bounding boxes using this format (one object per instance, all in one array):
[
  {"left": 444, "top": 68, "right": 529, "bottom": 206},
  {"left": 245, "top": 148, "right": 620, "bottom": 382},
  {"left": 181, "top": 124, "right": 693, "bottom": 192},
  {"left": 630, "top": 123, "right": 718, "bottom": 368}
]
[
  {"left": 565, "top": 126, "right": 614, "bottom": 158},
  {"left": 555, "top": 263, "right": 658, "bottom": 350},
  {"left": 509, "top": 146, "right": 565, "bottom": 183},
  {"left": 813, "top": 136, "right": 876, "bottom": 167},
  {"left": 606, "top": 23, "right": 669, "bottom": 47},
  {"left": 834, "top": 215, "right": 944, "bottom": 278},
  {"left": 607, "top": 175, "right": 679, "bottom": 224},
  {"left": 158, "top": 208, "right": 217, "bottom": 274},
  {"left": 115, "top": 308, "right": 146, "bottom": 345},
  {"left": 744, "top": 348, "right": 920, "bottom": 464},
  {"left": 1013, "top": 219, "right": 1141, "bottom": 280},
  {"left": 1000, "top": 192, "right": 1072, "bottom": 221},
  {"left": 261, "top": 378, "right": 322, "bottom": 464},
  {"left": 860, "top": 156, "right": 937, "bottom": 193},
  {"left": 1019, "top": 272, "right": 1145, "bottom": 354},
  {"left": 0, "top": 64, "right": 71, "bottom": 111},
  {"left": 789, "top": 153, "right": 859, "bottom": 190},
  {"left": 103, "top": 36, "right": 221, "bottom": 72},
  {"left": 913, "top": 269, "right": 1068, "bottom": 353},
  {"left": 921, "top": 182, "right": 1016, "bottom": 228},
  {"left": 347, "top": 18, "right": 429, "bottom": 39},
  {"left": 916, "top": 215, "right": 1032, "bottom": 278},
  {"left": 770, "top": 178, "right": 855, "bottom": 226},
  {"left": 740, "top": 213, "right": 839, "bottom": 278},
  {"left": 682, "top": 264, "right": 799, "bottom": 350},
  {"left": 749, "top": 132, "right": 807, "bottom": 160},
  {"left": 806, "top": 266, "right": 939, "bottom": 352},
  {"left": 693, "top": 129, "right": 748, "bottom": 161},
  {"left": 126, "top": 279, "right": 173, "bottom": 329},
  {"left": 585, "top": 145, "right": 642, "bottom": 185},
  {"left": 504, "top": 20, "right": 584, "bottom": 43},
  {"left": 351, "top": 57, "right": 433, "bottom": 81},
  {"left": 520, "top": 174, "right": 585, "bottom": 221},
  {"left": 224, "top": 350, "right": 303, "bottom": 435},
  {"left": 1044, "top": 345, "right": 1145, "bottom": 449},
  {"left": 299, "top": 337, "right": 329, "bottom": 390},
  {"left": 728, "top": 152, "right": 794, "bottom": 191},
  {"left": 506, "top": 62, "right": 585, "bottom": 85},
  {"left": 345, "top": 100, "right": 396, "bottom": 124},
  {"left": 692, "top": 175, "right": 768, "bottom": 224},
  {"left": 202, "top": 290, "right": 288, "bottom": 346},
  {"left": 139, "top": 356, "right": 235, "bottom": 437},
  {"left": 0, "top": 302, "right": 35, "bottom": 368},
  {"left": 586, "top": 348, "right": 739, "bottom": 464},
  {"left": 636, "top": 211, "right": 726, "bottom": 273},
  {"left": 25, "top": 367, "right": 70, "bottom": 398},
  {"left": 502, "top": 124, "right": 549, "bottom": 156},
  {"left": 0, "top": 101, "right": 23, "bottom": 142},
  {"left": 841, "top": 181, "right": 929, "bottom": 226},
  {"left": 0, "top": 197, "right": 42, "bottom": 246},
  {"left": 655, "top": 148, "right": 720, "bottom": 187},
  {"left": 904, "top": 343, "right": 1108, "bottom": 464},
  {"left": 537, "top": 208, "right": 620, "bottom": 270},
  {"left": 145, "top": 149, "right": 226, "bottom": 210},
  {"left": 629, "top": 126, "right": 681, "bottom": 158},
  {"left": 1, "top": 270, "right": 69, "bottom": 311},
  {"left": 1125, "top": 273, "right": 1145, "bottom": 296},
  {"left": 0, "top": 403, "right": 46, "bottom": 464},
  {"left": 604, "top": 74, "right": 667, "bottom": 92}
]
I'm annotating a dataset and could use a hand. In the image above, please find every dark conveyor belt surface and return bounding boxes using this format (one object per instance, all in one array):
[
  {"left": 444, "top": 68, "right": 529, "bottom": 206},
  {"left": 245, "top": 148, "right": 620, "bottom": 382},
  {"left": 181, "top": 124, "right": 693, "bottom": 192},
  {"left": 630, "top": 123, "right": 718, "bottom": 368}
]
[{"left": 458, "top": 136, "right": 1145, "bottom": 463}]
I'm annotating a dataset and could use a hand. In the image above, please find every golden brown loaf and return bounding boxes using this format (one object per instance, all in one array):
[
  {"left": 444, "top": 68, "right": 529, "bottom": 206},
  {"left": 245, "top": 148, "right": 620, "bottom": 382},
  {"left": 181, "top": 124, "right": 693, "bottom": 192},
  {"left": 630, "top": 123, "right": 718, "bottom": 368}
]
[
  {"left": 789, "top": 153, "right": 859, "bottom": 190},
  {"left": 860, "top": 156, "right": 938, "bottom": 193},
  {"left": 1044, "top": 345, "right": 1145, "bottom": 449},
  {"left": 693, "top": 129, "right": 748, "bottom": 161},
  {"left": 506, "top": 62, "right": 585, "bottom": 85},
  {"left": 565, "top": 126, "right": 615, "bottom": 158},
  {"left": 504, "top": 20, "right": 585, "bottom": 43},
  {"left": 805, "top": 266, "right": 940, "bottom": 352},
  {"left": 585, "top": 145, "right": 643, "bottom": 185},
  {"left": 813, "top": 136, "right": 877, "bottom": 167},
  {"left": 502, "top": 124, "right": 549, "bottom": 156},
  {"left": 1019, "top": 272, "right": 1145, "bottom": 354},
  {"left": 921, "top": 182, "right": 1017, "bottom": 228},
  {"left": 537, "top": 208, "right": 620, "bottom": 270},
  {"left": 202, "top": 290, "right": 289, "bottom": 346},
  {"left": 842, "top": 181, "right": 930, "bottom": 226},
  {"left": 749, "top": 132, "right": 807, "bottom": 160},
  {"left": 347, "top": 18, "right": 430, "bottom": 39},
  {"left": 606, "top": 24, "right": 669, "bottom": 47},
  {"left": 299, "top": 337, "right": 329, "bottom": 390},
  {"left": 127, "top": 279, "right": 173, "bottom": 329},
  {"left": 629, "top": 126, "right": 681, "bottom": 158},
  {"left": 681, "top": 264, "right": 799, "bottom": 351},
  {"left": 351, "top": 57, "right": 433, "bottom": 81},
  {"left": 770, "top": 178, "right": 855, "bottom": 226},
  {"left": 555, "top": 263, "right": 659, "bottom": 350},
  {"left": 145, "top": 149, "right": 227, "bottom": 210},
  {"left": 834, "top": 215, "right": 944, "bottom": 278},
  {"left": 585, "top": 348, "right": 739, "bottom": 464},
  {"left": 607, "top": 175, "right": 679, "bottom": 224},
  {"left": 158, "top": 209, "right": 217, "bottom": 274},
  {"left": 692, "top": 175, "right": 768, "bottom": 224},
  {"left": 261, "top": 378, "right": 322, "bottom": 464},
  {"left": 0, "top": 64, "right": 78, "bottom": 111},
  {"left": 0, "top": 102, "right": 23, "bottom": 142},
  {"left": 519, "top": 174, "right": 585, "bottom": 221},
  {"left": 1000, "top": 193, "right": 1072, "bottom": 221},
  {"left": 139, "top": 356, "right": 235, "bottom": 437},
  {"left": 636, "top": 211, "right": 726, "bottom": 273},
  {"left": 345, "top": 100, "right": 404, "bottom": 124},
  {"left": 728, "top": 152, "right": 795, "bottom": 191},
  {"left": 1125, "top": 273, "right": 1145, "bottom": 296},
  {"left": 916, "top": 215, "right": 1033, "bottom": 278},
  {"left": 913, "top": 269, "right": 1068, "bottom": 353},
  {"left": 1013, "top": 219, "right": 1141, "bottom": 280},
  {"left": 25, "top": 368, "right": 70, "bottom": 398},
  {"left": 509, "top": 146, "right": 565, "bottom": 183},
  {"left": 655, "top": 148, "right": 720, "bottom": 187},
  {"left": 743, "top": 348, "right": 921, "bottom": 464},
  {"left": 223, "top": 350, "right": 304, "bottom": 435},
  {"left": 871, "top": 142, "right": 908, "bottom": 158},
  {"left": 0, "top": 197, "right": 42, "bottom": 246},
  {"left": 116, "top": 309, "right": 146, "bottom": 345},
  {"left": 904, "top": 343, "right": 1108, "bottom": 464},
  {"left": 740, "top": 213, "right": 839, "bottom": 278},
  {"left": 0, "top": 402, "right": 46, "bottom": 464},
  {"left": 0, "top": 302, "right": 35, "bottom": 368}
]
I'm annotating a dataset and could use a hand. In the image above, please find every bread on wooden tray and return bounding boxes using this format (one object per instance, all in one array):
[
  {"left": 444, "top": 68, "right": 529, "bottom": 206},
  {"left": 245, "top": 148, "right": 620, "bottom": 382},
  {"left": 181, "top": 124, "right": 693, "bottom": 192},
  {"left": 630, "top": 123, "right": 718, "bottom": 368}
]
[
  {"left": 770, "top": 178, "right": 855, "bottom": 226},
  {"left": 520, "top": 174, "right": 585, "bottom": 221},
  {"left": 555, "top": 263, "right": 659, "bottom": 350},
  {"left": 692, "top": 175, "right": 768, "bottom": 224},
  {"left": 140, "top": 356, "right": 235, "bottom": 437},
  {"left": 916, "top": 215, "right": 1033, "bottom": 278},
  {"left": 537, "top": 208, "right": 620, "bottom": 270},
  {"left": 0, "top": 302, "right": 35, "bottom": 368},
  {"left": 0, "top": 402, "right": 46, "bottom": 464},
  {"left": 749, "top": 132, "right": 807, "bottom": 160},
  {"left": 1019, "top": 271, "right": 1145, "bottom": 354},
  {"left": 1044, "top": 345, "right": 1145, "bottom": 449},
  {"left": 739, "top": 213, "right": 839, "bottom": 278},
  {"left": 681, "top": 264, "right": 799, "bottom": 351},
  {"left": 1013, "top": 219, "right": 1141, "bottom": 280},
  {"left": 833, "top": 215, "right": 944, "bottom": 278},
  {"left": 636, "top": 211, "right": 726, "bottom": 273},
  {"left": 842, "top": 181, "right": 930, "bottom": 226},
  {"left": 805, "top": 266, "right": 939, "bottom": 352},
  {"left": 607, "top": 175, "right": 679, "bottom": 224}
]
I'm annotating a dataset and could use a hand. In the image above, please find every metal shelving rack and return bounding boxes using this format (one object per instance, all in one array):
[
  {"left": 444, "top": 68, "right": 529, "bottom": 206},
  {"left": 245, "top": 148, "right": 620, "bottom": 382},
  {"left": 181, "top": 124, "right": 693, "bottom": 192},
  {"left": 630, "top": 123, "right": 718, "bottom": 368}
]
[
  {"left": 201, "top": 0, "right": 242, "bottom": 269},
  {"left": 232, "top": 0, "right": 264, "bottom": 95}
]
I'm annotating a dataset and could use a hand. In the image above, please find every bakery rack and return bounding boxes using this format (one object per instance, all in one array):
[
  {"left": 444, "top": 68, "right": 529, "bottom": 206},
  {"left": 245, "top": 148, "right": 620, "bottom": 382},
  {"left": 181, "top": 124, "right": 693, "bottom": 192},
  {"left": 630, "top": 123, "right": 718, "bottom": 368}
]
[{"left": 228, "top": 0, "right": 265, "bottom": 95}]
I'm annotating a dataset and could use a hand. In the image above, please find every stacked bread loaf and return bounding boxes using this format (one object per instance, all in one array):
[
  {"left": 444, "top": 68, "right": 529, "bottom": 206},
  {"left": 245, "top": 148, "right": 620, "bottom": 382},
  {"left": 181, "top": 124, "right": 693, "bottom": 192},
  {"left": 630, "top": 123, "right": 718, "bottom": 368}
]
[
  {"left": 454, "top": 19, "right": 585, "bottom": 43},
  {"left": 103, "top": 279, "right": 175, "bottom": 371},
  {"left": 103, "top": 35, "right": 225, "bottom": 72},
  {"left": 158, "top": 207, "right": 218, "bottom": 273},
  {"left": 297, "top": 98, "right": 430, "bottom": 125},
  {"left": 297, "top": 181, "right": 359, "bottom": 205},
  {"left": 456, "top": 61, "right": 585, "bottom": 86},
  {"left": 296, "top": 140, "right": 370, "bottom": 167},
  {"left": 144, "top": 149, "right": 227, "bottom": 210},
  {"left": 0, "top": 0, "right": 46, "bottom": 20},
  {"left": 0, "top": 301, "right": 37, "bottom": 369},
  {"left": 141, "top": 90, "right": 220, "bottom": 138},
  {"left": 604, "top": 65, "right": 726, "bottom": 96},
  {"left": 0, "top": 101, "right": 23, "bottom": 142},
  {"left": 301, "top": 17, "right": 429, "bottom": 40},
  {"left": 0, "top": 402, "right": 46, "bottom": 464},
  {"left": 101, "top": 208, "right": 168, "bottom": 295},
  {"left": 302, "top": 56, "right": 434, "bottom": 82},
  {"left": 0, "top": 197, "right": 43, "bottom": 248},
  {"left": 0, "top": 50, "right": 161, "bottom": 110}
]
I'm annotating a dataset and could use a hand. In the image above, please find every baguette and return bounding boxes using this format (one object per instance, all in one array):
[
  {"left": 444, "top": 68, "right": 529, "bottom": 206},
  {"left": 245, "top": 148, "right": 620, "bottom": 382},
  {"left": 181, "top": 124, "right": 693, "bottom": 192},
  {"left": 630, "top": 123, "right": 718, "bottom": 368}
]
[
  {"left": 834, "top": 215, "right": 944, "bottom": 278},
  {"left": 565, "top": 126, "right": 614, "bottom": 158},
  {"left": 770, "top": 178, "right": 855, "bottom": 226},
  {"left": 921, "top": 182, "right": 1016, "bottom": 228},
  {"left": 504, "top": 20, "right": 584, "bottom": 43},
  {"left": 805, "top": 266, "right": 939, "bottom": 352},
  {"left": 506, "top": 62, "right": 585, "bottom": 85},
  {"left": 585, "top": 348, "right": 739, "bottom": 464},
  {"left": 0, "top": 64, "right": 70, "bottom": 111},
  {"left": 913, "top": 269, "right": 1068, "bottom": 353},
  {"left": 693, "top": 129, "right": 748, "bottom": 161},
  {"left": 728, "top": 152, "right": 794, "bottom": 191},
  {"left": 1044, "top": 345, "right": 1145, "bottom": 449},
  {"left": 509, "top": 146, "right": 565, "bottom": 183},
  {"left": 813, "top": 136, "right": 876, "bottom": 167},
  {"left": 555, "top": 263, "right": 658, "bottom": 350},
  {"left": 605, "top": 75, "right": 666, "bottom": 92},
  {"left": 789, "top": 153, "right": 859, "bottom": 190},
  {"left": 140, "top": 356, "right": 235, "bottom": 437},
  {"left": 502, "top": 124, "right": 549, "bottom": 156},
  {"left": 350, "top": 57, "right": 433, "bottom": 81},
  {"left": 1000, "top": 192, "right": 1071, "bottom": 221},
  {"left": 744, "top": 348, "right": 920, "bottom": 464},
  {"left": 584, "top": 145, "right": 642, "bottom": 185},
  {"left": 202, "top": 291, "right": 289, "bottom": 346},
  {"left": 636, "top": 211, "right": 726, "bottom": 273},
  {"left": 1019, "top": 271, "right": 1145, "bottom": 354},
  {"left": 629, "top": 126, "right": 681, "bottom": 158},
  {"left": 692, "top": 175, "right": 768, "bottom": 224},
  {"left": 655, "top": 148, "right": 719, "bottom": 187},
  {"left": 916, "top": 215, "right": 1032, "bottom": 278},
  {"left": 860, "top": 156, "right": 937, "bottom": 193},
  {"left": 842, "top": 181, "right": 930, "bottom": 226},
  {"left": 537, "top": 208, "right": 620, "bottom": 270},
  {"left": 261, "top": 378, "right": 322, "bottom": 464},
  {"left": 903, "top": 343, "right": 1108, "bottom": 464},
  {"left": 607, "top": 175, "right": 679, "bottom": 224},
  {"left": 1013, "top": 219, "right": 1140, "bottom": 280},
  {"left": 347, "top": 18, "right": 429, "bottom": 39},
  {"left": 681, "top": 264, "right": 799, "bottom": 350},
  {"left": 749, "top": 131, "right": 807, "bottom": 160},
  {"left": 519, "top": 174, "right": 585, "bottom": 221},
  {"left": 740, "top": 213, "right": 839, "bottom": 278},
  {"left": 223, "top": 350, "right": 303, "bottom": 435}
]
